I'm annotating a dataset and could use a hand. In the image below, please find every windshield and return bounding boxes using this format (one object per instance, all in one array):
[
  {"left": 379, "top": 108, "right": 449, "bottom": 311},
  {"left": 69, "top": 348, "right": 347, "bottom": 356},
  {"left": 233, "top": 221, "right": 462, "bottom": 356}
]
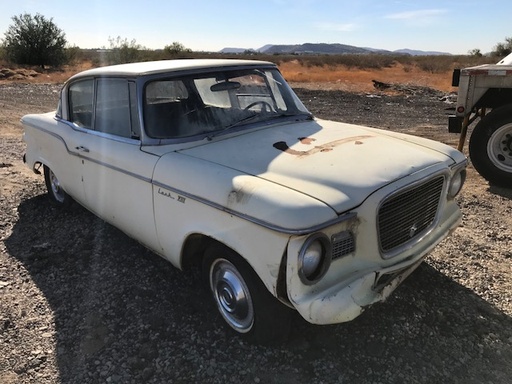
[{"left": 143, "top": 68, "right": 310, "bottom": 139}]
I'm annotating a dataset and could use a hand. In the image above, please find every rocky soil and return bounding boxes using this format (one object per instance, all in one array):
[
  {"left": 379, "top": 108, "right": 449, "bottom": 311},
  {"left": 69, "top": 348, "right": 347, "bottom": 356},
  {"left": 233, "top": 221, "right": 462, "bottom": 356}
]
[{"left": 0, "top": 82, "right": 511, "bottom": 384}]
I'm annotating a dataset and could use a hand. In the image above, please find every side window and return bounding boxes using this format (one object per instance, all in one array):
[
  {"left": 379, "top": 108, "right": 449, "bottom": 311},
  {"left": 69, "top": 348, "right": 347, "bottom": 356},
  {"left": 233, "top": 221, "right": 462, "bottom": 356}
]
[
  {"left": 95, "top": 78, "right": 132, "bottom": 138},
  {"left": 69, "top": 80, "right": 93, "bottom": 128}
]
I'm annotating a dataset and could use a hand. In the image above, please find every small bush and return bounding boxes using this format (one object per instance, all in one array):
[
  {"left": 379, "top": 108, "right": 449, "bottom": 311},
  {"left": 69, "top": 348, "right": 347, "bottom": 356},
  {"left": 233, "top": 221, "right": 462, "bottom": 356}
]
[{"left": 102, "top": 36, "right": 147, "bottom": 65}]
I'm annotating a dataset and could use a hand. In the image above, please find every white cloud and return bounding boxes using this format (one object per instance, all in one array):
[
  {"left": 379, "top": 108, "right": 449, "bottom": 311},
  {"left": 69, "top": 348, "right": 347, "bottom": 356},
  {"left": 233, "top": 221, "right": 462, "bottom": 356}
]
[
  {"left": 385, "top": 9, "right": 447, "bottom": 27},
  {"left": 386, "top": 9, "right": 447, "bottom": 20}
]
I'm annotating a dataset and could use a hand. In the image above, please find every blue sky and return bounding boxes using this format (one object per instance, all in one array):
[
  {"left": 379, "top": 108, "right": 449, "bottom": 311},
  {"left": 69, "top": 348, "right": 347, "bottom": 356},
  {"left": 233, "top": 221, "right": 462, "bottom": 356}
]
[{"left": 0, "top": 0, "right": 509, "bottom": 54}]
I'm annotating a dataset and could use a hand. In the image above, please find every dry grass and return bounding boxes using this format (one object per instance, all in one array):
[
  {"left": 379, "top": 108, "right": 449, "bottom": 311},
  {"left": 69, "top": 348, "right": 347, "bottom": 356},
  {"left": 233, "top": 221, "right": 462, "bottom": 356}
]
[
  {"left": 279, "top": 60, "right": 455, "bottom": 93},
  {"left": 0, "top": 55, "right": 487, "bottom": 93}
]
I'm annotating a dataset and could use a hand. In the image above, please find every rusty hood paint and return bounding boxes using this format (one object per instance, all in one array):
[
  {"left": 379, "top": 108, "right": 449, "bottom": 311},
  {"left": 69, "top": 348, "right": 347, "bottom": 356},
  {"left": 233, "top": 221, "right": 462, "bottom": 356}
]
[{"left": 178, "top": 118, "right": 454, "bottom": 213}]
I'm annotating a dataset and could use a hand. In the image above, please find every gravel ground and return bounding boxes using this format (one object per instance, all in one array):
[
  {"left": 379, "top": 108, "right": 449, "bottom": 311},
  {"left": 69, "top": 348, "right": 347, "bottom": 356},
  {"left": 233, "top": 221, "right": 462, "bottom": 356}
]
[{"left": 0, "top": 82, "right": 511, "bottom": 384}]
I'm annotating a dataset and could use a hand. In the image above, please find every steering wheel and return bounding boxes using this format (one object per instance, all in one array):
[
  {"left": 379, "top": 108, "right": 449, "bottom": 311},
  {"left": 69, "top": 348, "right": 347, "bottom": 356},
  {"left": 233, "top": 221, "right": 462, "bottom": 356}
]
[{"left": 244, "top": 101, "right": 273, "bottom": 112}]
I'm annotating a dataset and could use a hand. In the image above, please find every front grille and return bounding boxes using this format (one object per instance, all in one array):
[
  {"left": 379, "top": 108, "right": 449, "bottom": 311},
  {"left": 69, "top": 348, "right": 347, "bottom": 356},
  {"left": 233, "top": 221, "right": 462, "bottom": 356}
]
[
  {"left": 331, "top": 231, "right": 355, "bottom": 259},
  {"left": 378, "top": 176, "right": 444, "bottom": 254}
]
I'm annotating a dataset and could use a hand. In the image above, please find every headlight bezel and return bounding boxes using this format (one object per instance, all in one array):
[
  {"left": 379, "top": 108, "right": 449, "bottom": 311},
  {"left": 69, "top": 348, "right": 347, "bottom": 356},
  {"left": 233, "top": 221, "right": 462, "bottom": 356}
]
[
  {"left": 298, "top": 233, "right": 332, "bottom": 285},
  {"left": 448, "top": 167, "right": 466, "bottom": 199}
]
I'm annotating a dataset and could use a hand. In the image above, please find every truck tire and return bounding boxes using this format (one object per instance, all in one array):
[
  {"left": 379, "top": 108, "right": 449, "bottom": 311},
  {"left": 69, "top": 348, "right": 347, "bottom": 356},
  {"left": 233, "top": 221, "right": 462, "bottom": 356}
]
[
  {"left": 469, "top": 105, "right": 512, "bottom": 187},
  {"left": 202, "top": 243, "right": 292, "bottom": 344}
]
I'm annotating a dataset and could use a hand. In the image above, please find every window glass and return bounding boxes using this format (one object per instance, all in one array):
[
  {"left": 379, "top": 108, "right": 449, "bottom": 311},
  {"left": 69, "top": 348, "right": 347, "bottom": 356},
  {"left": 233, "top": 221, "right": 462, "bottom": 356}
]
[
  {"left": 144, "top": 68, "right": 310, "bottom": 139},
  {"left": 146, "top": 80, "right": 188, "bottom": 103},
  {"left": 69, "top": 80, "right": 93, "bottom": 128},
  {"left": 95, "top": 78, "right": 132, "bottom": 138},
  {"left": 144, "top": 80, "right": 190, "bottom": 138}
]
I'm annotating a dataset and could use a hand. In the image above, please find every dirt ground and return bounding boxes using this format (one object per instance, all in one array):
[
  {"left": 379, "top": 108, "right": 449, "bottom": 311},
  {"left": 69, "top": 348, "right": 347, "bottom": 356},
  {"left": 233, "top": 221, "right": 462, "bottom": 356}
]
[{"left": 0, "top": 69, "right": 511, "bottom": 384}]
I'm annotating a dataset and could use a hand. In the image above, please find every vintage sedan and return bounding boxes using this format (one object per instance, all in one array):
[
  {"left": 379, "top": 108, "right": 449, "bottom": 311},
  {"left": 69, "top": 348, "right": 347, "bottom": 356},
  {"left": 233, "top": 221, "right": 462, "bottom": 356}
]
[{"left": 22, "top": 59, "right": 467, "bottom": 342}]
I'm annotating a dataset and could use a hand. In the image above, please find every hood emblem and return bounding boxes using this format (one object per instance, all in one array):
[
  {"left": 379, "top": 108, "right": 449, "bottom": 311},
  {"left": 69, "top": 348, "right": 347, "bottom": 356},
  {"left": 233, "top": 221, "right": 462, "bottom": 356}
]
[{"left": 409, "top": 224, "right": 418, "bottom": 238}]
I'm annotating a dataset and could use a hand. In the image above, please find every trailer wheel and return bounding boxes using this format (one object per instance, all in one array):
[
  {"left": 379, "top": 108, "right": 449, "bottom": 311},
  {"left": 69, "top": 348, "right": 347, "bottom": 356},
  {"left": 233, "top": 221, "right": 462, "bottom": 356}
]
[{"left": 469, "top": 105, "right": 512, "bottom": 187}]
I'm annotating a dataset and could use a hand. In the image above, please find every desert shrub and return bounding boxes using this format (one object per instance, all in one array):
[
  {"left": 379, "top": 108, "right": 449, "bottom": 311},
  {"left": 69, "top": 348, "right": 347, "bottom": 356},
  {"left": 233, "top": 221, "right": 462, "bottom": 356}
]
[
  {"left": 492, "top": 37, "right": 512, "bottom": 57},
  {"left": 65, "top": 45, "right": 81, "bottom": 65},
  {"left": 414, "top": 55, "right": 454, "bottom": 73},
  {"left": 2, "top": 13, "right": 67, "bottom": 67},
  {"left": 164, "top": 42, "right": 192, "bottom": 55},
  {"left": 102, "top": 36, "right": 149, "bottom": 65}
]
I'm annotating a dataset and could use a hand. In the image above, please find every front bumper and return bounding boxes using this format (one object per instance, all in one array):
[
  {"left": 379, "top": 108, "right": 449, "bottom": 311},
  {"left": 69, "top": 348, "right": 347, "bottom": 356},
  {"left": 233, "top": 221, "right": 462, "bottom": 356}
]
[
  {"left": 287, "top": 193, "right": 462, "bottom": 325},
  {"left": 293, "top": 258, "right": 423, "bottom": 324}
]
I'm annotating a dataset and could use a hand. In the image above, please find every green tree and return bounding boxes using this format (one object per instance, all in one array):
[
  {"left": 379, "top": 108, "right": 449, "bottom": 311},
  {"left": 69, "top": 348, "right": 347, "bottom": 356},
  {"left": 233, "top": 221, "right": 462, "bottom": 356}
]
[
  {"left": 164, "top": 41, "right": 192, "bottom": 55},
  {"left": 2, "top": 13, "right": 67, "bottom": 67},
  {"left": 492, "top": 37, "right": 512, "bottom": 57}
]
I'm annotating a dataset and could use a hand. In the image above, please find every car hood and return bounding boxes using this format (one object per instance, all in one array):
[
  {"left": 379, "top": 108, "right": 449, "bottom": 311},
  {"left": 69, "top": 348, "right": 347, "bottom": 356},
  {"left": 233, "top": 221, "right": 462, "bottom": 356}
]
[{"left": 177, "top": 119, "right": 455, "bottom": 213}]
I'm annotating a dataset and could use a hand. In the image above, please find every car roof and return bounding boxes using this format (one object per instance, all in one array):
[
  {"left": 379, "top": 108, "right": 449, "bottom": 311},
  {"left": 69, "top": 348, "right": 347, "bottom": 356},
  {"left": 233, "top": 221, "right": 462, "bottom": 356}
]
[{"left": 68, "top": 59, "right": 276, "bottom": 81}]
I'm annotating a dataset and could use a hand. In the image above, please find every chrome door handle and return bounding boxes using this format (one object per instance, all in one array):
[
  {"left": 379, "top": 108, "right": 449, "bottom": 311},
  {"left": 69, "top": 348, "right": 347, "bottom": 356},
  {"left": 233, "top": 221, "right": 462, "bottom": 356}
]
[{"left": 75, "top": 146, "right": 90, "bottom": 153}]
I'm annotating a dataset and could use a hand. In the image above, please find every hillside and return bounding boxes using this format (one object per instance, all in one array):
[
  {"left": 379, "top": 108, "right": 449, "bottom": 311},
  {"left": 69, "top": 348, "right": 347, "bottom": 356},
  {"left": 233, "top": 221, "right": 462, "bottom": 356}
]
[{"left": 220, "top": 42, "right": 450, "bottom": 56}]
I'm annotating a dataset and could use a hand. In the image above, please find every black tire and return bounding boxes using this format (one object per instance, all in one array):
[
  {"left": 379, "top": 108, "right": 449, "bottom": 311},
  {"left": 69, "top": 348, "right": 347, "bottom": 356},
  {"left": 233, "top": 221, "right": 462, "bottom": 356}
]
[
  {"left": 202, "top": 243, "right": 292, "bottom": 344},
  {"left": 43, "top": 165, "right": 73, "bottom": 207},
  {"left": 469, "top": 105, "right": 512, "bottom": 187}
]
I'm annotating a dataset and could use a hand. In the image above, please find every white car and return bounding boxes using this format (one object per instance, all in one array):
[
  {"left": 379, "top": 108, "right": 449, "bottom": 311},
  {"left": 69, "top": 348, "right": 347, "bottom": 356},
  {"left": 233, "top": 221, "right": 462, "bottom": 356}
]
[{"left": 22, "top": 59, "right": 467, "bottom": 343}]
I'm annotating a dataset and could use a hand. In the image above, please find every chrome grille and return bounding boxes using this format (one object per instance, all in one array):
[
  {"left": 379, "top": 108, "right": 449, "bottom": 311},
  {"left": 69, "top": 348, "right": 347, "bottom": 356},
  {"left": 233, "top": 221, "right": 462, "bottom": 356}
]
[
  {"left": 378, "top": 176, "right": 444, "bottom": 253},
  {"left": 331, "top": 231, "right": 355, "bottom": 259}
]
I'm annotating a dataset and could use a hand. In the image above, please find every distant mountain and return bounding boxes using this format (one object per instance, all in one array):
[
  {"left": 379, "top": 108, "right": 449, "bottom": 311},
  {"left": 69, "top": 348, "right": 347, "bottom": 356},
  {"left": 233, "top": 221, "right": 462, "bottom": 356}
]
[
  {"left": 219, "top": 47, "right": 251, "bottom": 54},
  {"left": 392, "top": 48, "right": 451, "bottom": 56},
  {"left": 260, "top": 43, "right": 370, "bottom": 55},
  {"left": 219, "top": 43, "right": 452, "bottom": 56},
  {"left": 256, "top": 44, "right": 274, "bottom": 52}
]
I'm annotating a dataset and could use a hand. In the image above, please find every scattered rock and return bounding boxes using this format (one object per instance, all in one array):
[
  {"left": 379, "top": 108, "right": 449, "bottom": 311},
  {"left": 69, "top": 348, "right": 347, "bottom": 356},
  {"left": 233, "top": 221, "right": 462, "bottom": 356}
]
[{"left": 0, "top": 82, "right": 510, "bottom": 384}]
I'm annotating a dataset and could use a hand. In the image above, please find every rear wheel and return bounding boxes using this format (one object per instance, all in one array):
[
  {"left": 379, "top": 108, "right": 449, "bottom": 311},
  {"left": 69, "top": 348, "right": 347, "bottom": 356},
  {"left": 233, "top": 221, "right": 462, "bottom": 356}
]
[
  {"left": 202, "top": 244, "right": 292, "bottom": 344},
  {"left": 469, "top": 105, "right": 512, "bottom": 187},
  {"left": 43, "top": 165, "right": 73, "bottom": 207}
]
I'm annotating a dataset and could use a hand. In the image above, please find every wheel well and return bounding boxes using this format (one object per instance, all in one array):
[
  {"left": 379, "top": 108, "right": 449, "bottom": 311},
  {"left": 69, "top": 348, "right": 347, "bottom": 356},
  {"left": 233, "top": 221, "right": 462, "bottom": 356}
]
[
  {"left": 179, "top": 234, "right": 213, "bottom": 271},
  {"left": 179, "top": 234, "right": 291, "bottom": 305},
  {"left": 476, "top": 88, "right": 512, "bottom": 110}
]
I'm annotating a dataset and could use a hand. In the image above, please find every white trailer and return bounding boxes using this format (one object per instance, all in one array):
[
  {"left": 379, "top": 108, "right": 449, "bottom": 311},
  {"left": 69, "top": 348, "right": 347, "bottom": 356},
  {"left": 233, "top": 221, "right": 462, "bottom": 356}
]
[{"left": 449, "top": 53, "right": 512, "bottom": 187}]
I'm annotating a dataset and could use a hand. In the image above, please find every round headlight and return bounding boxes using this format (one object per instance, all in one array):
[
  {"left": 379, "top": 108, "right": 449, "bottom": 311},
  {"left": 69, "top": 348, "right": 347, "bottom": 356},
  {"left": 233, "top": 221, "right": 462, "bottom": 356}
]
[
  {"left": 299, "top": 234, "right": 331, "bottom": 284},
  {"left": 448, "top": 169, "right": 466, "bottom": 198},
  {"left": 302, "top": 241, "right": 323, "bottom": 276}
]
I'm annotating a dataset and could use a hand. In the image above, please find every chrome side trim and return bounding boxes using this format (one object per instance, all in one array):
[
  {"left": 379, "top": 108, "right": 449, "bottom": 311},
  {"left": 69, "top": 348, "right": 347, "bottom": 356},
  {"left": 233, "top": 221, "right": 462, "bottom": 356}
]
[
  {"left": 152, "top": 180, "right": 357, "bottom": 236},
  {"left": 23, "top": 120, "right": 152, "bottom": 184}
]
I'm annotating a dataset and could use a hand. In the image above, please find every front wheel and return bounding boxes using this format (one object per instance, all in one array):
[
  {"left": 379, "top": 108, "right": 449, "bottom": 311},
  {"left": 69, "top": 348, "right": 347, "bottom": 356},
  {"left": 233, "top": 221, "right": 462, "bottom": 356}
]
[
  {"left": 469, "top": 105, "right": 512, "bottom": 187},
  {"left": 43, "top": 165, "right": 73, "bottom": 207},
  {"left": 203, "top": 244, "right": 292, "bottom": 344}
]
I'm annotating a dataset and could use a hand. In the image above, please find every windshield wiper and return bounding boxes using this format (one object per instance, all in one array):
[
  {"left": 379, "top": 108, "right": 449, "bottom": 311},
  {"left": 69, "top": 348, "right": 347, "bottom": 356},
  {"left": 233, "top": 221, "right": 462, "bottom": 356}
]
[
  {"left": 204, "top": 113, "right": 261, "bottom": 140},
  {"left": 204, "top": 112, "right": 313, "bottom": 141}
]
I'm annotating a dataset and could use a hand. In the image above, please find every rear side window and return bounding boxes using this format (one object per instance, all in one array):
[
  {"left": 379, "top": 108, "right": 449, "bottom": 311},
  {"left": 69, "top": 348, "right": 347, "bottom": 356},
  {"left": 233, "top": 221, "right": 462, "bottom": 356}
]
[
  {"left": 69, "top": 80, "right": 93, "bottom": 128},
  {"left": 95, "top": 78, "right": 132, "bottom": 138}
]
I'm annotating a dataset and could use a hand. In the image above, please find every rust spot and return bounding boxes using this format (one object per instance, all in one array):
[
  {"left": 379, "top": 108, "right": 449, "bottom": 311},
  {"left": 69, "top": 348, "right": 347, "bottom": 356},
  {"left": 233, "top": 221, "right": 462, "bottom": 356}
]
[
  {"left": 273, "top": 135, "right": 374, "bottom": 157},
  {"left": 299, "top": 137, "right": 316, "bottom": 145},
  {"left": 273, "top": 141, "right": 306, "bottom": 156}
]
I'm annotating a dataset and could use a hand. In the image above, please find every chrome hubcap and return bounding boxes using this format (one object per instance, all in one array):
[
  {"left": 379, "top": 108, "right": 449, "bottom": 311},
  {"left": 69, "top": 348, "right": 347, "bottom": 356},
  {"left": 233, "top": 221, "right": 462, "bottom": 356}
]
[
  {"left": 49, "top": 170, "right": 65, "bottom": 203},
  {"left": 210, "top": 259, "right": 254, "bottom": 333}
]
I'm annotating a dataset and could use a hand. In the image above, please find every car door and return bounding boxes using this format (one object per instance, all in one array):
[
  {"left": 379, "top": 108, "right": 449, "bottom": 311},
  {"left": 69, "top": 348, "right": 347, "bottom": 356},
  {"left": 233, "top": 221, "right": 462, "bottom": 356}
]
[{"left": 77, "top": 78, "right": 161, "bottom": 250}]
